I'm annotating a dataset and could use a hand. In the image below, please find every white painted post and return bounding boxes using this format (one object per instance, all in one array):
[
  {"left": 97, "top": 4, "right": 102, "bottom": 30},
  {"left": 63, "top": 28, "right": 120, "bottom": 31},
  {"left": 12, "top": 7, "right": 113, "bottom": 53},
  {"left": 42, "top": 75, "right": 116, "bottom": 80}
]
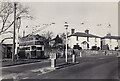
[
  {"left": 80, "top": 51, "right": 82, "bottom": 57},
  {"left": 72, "top": 54, "right": 76, "bottom": 63},
  {"left": 51, "top": 59, "right": 56, "bottom": 68},
  {"left": 50, "top": 52, "right": 56, "bottom": 68}
]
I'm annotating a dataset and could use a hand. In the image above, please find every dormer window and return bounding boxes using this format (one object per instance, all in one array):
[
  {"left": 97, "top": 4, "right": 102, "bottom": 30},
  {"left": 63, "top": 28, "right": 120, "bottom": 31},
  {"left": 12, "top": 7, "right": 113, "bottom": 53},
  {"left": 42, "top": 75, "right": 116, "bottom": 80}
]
[{"left": 95, "top": 38, "right": 97, "bottom": 42}]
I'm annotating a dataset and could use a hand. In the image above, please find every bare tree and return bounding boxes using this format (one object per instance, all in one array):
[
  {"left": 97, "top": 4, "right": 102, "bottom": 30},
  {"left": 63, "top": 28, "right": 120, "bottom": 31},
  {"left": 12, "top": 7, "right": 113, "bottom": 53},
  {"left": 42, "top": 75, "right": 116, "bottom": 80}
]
[
  {"left": 41, "top": 31, "right": 54, "bottom": 47},
  {"left": 42, "top": 31, "right": 54, "bottom": 40},
  {"left": 0, "top": 2, "right": 32, "bottom": 43},
  {"left": 0, "top": 2, "right": 32, "bottom": 35},
  {"left": 59, "top": 32, "right": 70, "bottom": 44}
]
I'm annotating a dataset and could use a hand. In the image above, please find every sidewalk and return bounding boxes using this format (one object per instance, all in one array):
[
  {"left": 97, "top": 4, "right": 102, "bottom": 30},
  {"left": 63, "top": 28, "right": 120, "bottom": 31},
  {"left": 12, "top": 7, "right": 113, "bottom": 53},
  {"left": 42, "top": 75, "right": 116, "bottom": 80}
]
[
  {"left": 2, "top": 58, "right": 47, "bottom": 67},
  {"left": 1, "top": 55, "right": 114, "bottom": 67}
]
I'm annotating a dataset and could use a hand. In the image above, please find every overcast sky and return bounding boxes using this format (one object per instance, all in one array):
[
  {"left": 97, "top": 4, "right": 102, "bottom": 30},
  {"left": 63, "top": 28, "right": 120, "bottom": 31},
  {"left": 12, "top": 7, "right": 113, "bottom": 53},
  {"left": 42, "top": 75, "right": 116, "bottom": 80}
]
[
  {"left": 1, "top": 2, "right": 118, "bottom": 43},
  {"left": 19, "top": 2, "right": 118, "bottom": 37}
]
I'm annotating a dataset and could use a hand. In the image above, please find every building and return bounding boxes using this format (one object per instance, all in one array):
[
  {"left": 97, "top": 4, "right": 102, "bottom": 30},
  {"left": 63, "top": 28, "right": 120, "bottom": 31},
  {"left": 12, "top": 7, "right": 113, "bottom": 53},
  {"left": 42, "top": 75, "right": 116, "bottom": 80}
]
[
  {"left": 49, "top": 35, "right": 63, "bottom": 47},
  {"left": 101, "top": 33, "right": 120, "bottom": 50},
  {"left": 0, "top": 38, "right": 13, "bottom": 59},
  {"left": 68, "top": 29, "right": 101, "bottom": 50}
]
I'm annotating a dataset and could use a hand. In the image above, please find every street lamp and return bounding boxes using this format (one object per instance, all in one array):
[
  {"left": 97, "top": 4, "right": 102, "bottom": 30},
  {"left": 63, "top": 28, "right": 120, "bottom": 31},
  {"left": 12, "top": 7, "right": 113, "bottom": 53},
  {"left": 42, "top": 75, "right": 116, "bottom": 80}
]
[{"left": 64, "top": 22, "right": 69, "bottom": 63}]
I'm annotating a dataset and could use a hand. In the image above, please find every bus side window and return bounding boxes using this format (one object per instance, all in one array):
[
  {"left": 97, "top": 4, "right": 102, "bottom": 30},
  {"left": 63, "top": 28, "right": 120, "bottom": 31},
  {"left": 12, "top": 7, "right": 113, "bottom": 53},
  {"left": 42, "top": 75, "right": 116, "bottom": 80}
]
[
  {"left": 37, "top": 47, "right": 42, "bottom": 50},
  {"left": 26, "top": 47, "right": 30, "bottom": 50}
]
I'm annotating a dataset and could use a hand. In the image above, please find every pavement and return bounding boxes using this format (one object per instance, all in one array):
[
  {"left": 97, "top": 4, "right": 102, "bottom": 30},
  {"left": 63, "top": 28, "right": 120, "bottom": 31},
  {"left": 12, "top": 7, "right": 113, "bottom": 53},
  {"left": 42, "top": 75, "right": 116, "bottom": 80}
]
[
  {"left": 2, "top": 58, "right": 48, "bottom": 67},
  {"left": 1, "top": 54, "right": 115, "bottom": 67}
]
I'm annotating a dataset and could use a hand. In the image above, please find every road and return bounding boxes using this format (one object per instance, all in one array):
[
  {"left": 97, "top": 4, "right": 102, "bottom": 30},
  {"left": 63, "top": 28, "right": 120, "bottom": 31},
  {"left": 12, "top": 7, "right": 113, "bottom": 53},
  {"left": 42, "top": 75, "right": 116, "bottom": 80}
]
[{"left": 2, "top": 55, "right": 119, "bottom": 79}]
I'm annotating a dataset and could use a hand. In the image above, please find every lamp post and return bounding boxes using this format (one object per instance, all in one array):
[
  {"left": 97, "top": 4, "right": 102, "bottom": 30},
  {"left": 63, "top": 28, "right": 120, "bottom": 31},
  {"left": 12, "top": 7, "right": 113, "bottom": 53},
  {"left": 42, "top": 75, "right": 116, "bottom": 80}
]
[{"left": 64, "top": 22, "right": 69, "bottom": 63}]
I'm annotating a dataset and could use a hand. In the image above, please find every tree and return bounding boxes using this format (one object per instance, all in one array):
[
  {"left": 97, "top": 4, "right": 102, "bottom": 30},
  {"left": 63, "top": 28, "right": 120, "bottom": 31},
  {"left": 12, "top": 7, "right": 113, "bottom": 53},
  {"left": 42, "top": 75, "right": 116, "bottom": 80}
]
[
  {"left": 0, "top": 2, "right": 32, "bottom": 43},
  {"left": 42, "top": 31, "right": 54, "bottom": 40},
  {"left": 59, "top": 32, "right": 70, "bottom": 45},
  {"left": 41, "top": 31, "right": 54, "bottom": 47}
]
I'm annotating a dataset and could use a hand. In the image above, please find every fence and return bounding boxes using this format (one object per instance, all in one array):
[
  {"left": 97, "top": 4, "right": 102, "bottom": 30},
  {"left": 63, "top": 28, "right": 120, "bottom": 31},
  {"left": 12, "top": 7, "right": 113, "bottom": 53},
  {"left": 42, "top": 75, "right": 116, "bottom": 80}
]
[{"left": 80, "top": 50, "right": 119, "bottom": 57}]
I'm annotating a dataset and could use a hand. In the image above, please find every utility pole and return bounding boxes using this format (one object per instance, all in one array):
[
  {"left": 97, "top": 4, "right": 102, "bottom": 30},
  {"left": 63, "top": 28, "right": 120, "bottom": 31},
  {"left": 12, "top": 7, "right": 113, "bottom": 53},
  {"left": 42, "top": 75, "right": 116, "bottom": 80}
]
[
  {"left": 12, "top": 3, "right": 16, "bottom": 61},
  {"left": 15, "top": 17, "right": 21, "bottom": 60}
]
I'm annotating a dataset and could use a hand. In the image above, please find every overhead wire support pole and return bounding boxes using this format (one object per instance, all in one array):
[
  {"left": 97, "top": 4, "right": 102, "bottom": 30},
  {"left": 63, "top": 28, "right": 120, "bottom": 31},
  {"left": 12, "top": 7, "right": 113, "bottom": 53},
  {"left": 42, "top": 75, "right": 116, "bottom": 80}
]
[{"left": 12, "top": 2, "right": 16, "bottom": 61}]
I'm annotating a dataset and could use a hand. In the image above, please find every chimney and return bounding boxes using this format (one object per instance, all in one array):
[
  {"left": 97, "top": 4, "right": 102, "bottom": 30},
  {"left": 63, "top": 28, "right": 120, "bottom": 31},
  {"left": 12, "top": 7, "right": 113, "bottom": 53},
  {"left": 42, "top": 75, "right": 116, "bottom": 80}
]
[
  {"left": 71, "top": 29, "right": 75, "bottom": 34},
  {"left": 85, "top": 29, "right": 89, "bottom": 34},
  {"left": 23, "top": 31, "right": 25, "bottom": 37},
  {"left": 107, "top": 33, "right": 111, "bottom": 36},
  {"left": 85, "top": 29, "right": 89, "bottom": 42}
]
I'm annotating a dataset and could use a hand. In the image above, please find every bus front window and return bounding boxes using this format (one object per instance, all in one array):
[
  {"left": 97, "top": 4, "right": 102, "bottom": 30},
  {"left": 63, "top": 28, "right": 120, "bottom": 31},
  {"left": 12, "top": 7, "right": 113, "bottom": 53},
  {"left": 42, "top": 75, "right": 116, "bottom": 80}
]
[{"left": 31, "top": 46, "right": 36, "bottom": 50}]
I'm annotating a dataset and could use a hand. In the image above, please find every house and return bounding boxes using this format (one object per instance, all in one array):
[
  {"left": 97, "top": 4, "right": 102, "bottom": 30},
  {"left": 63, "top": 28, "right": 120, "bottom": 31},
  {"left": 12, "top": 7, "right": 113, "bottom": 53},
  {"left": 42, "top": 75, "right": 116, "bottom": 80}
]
[
  {"left": 68, "top": 29, "right": 101, "bottom": 50},
  {"left": 48, "top": 35, "right": 64, "bottom": 57},
  {"left": 49, "top": 35, "right": 63, "bottom": 48},
  {"left": 101, "top": 33, "right": 120, "bottom": 50}
]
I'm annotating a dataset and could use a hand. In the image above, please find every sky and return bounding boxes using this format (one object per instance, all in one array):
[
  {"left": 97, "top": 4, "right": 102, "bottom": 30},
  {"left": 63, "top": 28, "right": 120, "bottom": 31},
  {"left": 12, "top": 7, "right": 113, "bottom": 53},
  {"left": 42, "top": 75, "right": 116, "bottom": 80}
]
[
  {"left": 19, "top": 2, "right": 118, "bottom": 37},
  {"left": 1, "top": 2, "right": 118, "bottom": 43}
]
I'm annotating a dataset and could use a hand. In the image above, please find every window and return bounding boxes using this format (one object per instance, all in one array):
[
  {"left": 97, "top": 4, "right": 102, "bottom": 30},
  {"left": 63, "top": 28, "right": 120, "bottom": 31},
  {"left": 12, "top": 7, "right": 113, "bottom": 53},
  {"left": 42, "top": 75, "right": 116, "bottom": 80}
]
[
  {"left": 31, "top": 46, "right": 36, "bottom": 50},
  {"left": 36, "top": 38, "right": 39, "bottom": 40},
  {"left": 37, "top": 47, "right": 42, "bottom": 50},
  {"left": 35, "top": 41, "right": 44, "bottom": 45},
  {"left": 30, "top": 38, "right": 33, "bottom": 40},
  {"left": 95, "top": 38, "right": 97, "bottom": 42},
  {"left": 26, "top": 47, "right": 30, "bottom": 50}
]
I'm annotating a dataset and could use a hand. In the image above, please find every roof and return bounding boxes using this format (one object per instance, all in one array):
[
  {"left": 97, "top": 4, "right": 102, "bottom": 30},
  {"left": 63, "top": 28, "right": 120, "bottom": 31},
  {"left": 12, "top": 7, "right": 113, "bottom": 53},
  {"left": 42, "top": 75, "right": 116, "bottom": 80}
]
[
  {"left": 102, "top": 35, "right": 120, "bottom": 40},
  {"left": 68, "top": 32, "right": 101, "bottom": 38},
  {"left": 22, "top": 34, "right": 45, "bottom": 39},
  {"left": 20, "top": 34, "right": 46, "bottom": 40}
]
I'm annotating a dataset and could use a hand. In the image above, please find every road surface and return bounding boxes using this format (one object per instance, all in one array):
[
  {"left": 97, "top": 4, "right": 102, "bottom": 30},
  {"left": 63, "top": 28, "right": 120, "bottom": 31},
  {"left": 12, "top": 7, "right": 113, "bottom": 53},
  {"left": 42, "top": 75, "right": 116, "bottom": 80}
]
[{"left": 2, "top": 55, "right": 119, "bottom": 79}]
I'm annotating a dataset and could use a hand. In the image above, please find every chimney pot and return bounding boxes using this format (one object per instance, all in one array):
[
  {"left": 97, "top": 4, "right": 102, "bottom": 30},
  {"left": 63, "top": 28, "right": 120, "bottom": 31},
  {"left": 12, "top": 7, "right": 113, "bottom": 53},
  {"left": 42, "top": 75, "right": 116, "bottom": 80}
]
[
  {"left": 85, "top": 29, "right": 89, "bottom": 34},
  {"left": 71, "top": 29, "right": 75, "bottom": 34}
]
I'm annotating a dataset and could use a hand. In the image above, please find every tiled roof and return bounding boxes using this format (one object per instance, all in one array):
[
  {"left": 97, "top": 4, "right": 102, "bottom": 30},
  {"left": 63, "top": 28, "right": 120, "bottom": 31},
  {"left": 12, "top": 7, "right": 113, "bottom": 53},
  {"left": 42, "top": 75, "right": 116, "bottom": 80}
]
[
  {"left": 68, "top": 32, "right": 101, "bottom": 38},
  {"left": 22, "top": 34, "right": 45, "bottom": 39},
  {"left": 102, "top": 35, "right": 120, "bottom": 40}
]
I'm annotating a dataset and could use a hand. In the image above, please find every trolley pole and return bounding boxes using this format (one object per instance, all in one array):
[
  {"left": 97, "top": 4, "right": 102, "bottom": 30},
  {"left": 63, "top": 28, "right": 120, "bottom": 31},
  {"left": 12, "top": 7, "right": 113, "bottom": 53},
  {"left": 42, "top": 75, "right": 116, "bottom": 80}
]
[{"left": 12, "top": 3, "right": 16, "bottom": 61}]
